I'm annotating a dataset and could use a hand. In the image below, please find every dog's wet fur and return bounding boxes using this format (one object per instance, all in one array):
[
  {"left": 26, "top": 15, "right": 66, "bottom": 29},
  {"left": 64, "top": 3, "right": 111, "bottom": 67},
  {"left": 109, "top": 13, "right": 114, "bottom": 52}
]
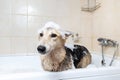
[{"left": 37, "top": 22, "right": 91, "bottom": 72}]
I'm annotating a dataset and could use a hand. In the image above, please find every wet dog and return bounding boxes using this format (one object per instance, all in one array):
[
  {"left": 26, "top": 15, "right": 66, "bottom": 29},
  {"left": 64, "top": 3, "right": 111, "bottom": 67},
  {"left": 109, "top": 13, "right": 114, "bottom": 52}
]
[{"left": 37, "top": 22, "right": 91, "bottom": 72}]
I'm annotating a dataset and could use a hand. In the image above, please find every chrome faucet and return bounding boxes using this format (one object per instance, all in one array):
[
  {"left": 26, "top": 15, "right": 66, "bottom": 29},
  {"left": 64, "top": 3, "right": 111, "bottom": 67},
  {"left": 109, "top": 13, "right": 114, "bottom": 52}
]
[
  {"left": 97, "top": 38, "right": 119, "bottom": 66},
  {"left": 98, "top": 38, "right": 118, "bottom": 47}
]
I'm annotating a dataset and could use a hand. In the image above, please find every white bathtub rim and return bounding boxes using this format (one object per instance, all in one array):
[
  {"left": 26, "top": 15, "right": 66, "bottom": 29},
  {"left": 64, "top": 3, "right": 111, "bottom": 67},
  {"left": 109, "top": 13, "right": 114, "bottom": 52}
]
[
  {"left": 0, "top": 52, "right": 120, "bottom": 80},
  {"left": 0, "top": 66, "right": 120, "bottom": 80}
]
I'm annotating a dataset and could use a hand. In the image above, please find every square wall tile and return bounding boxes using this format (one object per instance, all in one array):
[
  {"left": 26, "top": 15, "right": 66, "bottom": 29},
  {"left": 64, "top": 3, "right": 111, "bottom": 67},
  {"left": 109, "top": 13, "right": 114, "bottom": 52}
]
[
  {"left": 79, "top": 15, "right": 93, "bottom": 37},
  {"left": 92, "top": 37, "right": 101, "bottom": 52},
  {"left": 79, "top": 37, "right": 92, "bottom": 51},
  {"left": 71, "top": 0, "right": 81, "bottom": 16},
  {"left": 0, "top": 0, "right": 11, "bottom": 14},
  {"left": 28, "top": 0, "right": 75, "bottom": 16},
  {"left": 40, "top": 0, "right": 57, "bottom": 16},
  {"left": 92, "top": 14, "right": 103, "bottom": 37},
  {"left": 28, "top": 0, "right": 43, "bottom": 15},
  {"left": 0, "top": 14, "right": 11, "bottom": 36},
  {"left": 28, "top": 0, "right": 57, "bottom": 16},
  {"left": 11, "top": 15, "right": 27, "bottom": 37},
  {"left": 11, "top": 37, "right": 27, "bottom": 55},
  {"left": 112, "top": 15, "right": 120, "bottom": 36},
  {"left": 0, "top": 37, "right": 11, "bottom": 54},
  {"left": 11, "top": 0, "right": 27, "bottom": 14},
  {"left": 28, "top": 16, "right": 57, "bottom": 37},
  {"left": 28, "top": 16, "right": 42, "bottom": 37},
  {"left": 56, "top": 0, "right": 72, "bottom": 17},
  {"left": 26, "top": 37, "right": 39, "bottom": 54},
  {"left": 56, "top": 16, "right": 73, "bottom": 30},
  {"left": 70, "top": 15, "right": 81, "bottom": 33}
]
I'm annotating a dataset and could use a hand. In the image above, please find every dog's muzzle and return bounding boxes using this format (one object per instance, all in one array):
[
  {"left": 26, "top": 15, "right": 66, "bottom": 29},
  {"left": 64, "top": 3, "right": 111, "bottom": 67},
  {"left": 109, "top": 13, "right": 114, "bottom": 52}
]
[{"left": 37, "top": 45, "right": 46, "bottom": 54}]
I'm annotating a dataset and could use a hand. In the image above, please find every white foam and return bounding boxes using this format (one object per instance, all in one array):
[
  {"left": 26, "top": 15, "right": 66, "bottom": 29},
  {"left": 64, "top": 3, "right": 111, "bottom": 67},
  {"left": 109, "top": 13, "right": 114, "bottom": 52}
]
[
  {"left": 38, "top": 21, "right": 61, "bottom": 34},
  {"left": 44, "top": 21, "right": 61, "bottom": 30},
  {"left": 65, "top": 43, "right": 74, "bottom": 51},
  {"left": 38, "top": 21, "right": 72, "bottom": 39}
]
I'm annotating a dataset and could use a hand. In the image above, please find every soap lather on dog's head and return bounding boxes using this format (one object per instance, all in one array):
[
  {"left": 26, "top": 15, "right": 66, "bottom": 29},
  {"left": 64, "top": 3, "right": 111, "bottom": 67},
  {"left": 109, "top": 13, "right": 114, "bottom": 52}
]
[{"left": 37, "top": 21, "right": 72, "bottom": 55}]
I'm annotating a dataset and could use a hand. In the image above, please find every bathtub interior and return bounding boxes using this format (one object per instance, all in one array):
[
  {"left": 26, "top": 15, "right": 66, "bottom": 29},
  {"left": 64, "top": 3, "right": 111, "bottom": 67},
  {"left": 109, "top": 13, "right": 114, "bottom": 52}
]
[
  {"left": 0, "top": 55, "right": 43, "bottom": 74},
  {"left": 0, "top": 53, "right": 120, "bottom": 74},
  {"left": 90, "top": 52, "right": 120, "bottom": 67}
]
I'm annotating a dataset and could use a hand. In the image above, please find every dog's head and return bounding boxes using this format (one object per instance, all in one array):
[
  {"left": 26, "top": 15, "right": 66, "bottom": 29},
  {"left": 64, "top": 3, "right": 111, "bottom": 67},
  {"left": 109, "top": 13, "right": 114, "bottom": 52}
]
[{"left": 37, "top": 22, "right": 72, "bottom": 55}]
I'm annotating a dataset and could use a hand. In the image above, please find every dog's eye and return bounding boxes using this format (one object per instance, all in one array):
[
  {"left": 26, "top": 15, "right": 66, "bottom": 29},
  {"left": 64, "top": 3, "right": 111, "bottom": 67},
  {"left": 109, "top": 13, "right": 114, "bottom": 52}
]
[
  {"left": 51, "top": 33, "right": 57, "bottom": 38},
  {"left": 40, "top": 33, "right": 43, "bottom": 37}
]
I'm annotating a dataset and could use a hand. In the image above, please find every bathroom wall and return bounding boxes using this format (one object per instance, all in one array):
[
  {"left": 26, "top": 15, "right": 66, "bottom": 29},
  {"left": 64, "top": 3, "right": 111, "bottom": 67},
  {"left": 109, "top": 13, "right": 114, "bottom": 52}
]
[
  {"left": 92, "top": 0, "right": 120, "bottom": 56},
  {"left": 1, "top": 0, "right": 120, "bottom": 57},
  {"left": 0, "top": 0, "right": 92, "bottom": 55}
]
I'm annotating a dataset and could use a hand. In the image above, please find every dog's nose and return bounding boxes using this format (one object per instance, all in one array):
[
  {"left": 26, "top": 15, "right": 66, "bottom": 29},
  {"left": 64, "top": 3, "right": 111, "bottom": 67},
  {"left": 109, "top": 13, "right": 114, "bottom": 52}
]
[{"left": 37, "top": 45, "right": 46, "bottom": 54}]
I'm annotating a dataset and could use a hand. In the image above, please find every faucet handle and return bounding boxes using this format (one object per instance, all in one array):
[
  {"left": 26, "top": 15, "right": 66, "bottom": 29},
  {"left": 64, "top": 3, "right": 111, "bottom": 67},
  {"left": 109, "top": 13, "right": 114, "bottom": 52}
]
[
  {"left": 97, "top": 38, "right": 119, "bottom": 47},
  {"left": 107, "top": 39, "right": 118, "bottom": 47},
  {"left": 97, "top": 38, "right": 108, "bottom": 46}
]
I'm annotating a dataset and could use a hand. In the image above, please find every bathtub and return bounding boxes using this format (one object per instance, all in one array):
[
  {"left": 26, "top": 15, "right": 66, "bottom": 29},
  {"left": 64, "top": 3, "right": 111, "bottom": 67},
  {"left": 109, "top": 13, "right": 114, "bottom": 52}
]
[{"left": 0, "top": 53, "right": 120, "bottom": 80}]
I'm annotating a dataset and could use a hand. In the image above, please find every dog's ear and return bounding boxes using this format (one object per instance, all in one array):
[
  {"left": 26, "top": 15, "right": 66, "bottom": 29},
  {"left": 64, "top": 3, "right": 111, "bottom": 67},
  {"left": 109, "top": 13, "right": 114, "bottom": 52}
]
[{"left": 60, "top": 30, "right": 72, "bottom": 40}]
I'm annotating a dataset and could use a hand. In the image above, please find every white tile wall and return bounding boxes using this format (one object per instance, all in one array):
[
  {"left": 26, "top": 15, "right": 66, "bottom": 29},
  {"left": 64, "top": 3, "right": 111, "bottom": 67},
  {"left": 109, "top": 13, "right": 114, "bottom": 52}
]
[
  {"left": 11, "top": 37, "right": 27, "bottom": 55},
  {"left": 0, "top": 37, "right": 11, "bottom": 54},
  {"left": 0, "top": 0, "right": 93, "bottom": 55},
  {"left": 0, "top": 0, "right": 11, "bottom": 14},
  {"left": 12, "top": 0, "right": 27, "bottom": 15},
  {"left": 11, "top": 15, "right": 27, "bottom": 37},
  {"left": 26, "top": 37, "right": 39, "bottom": 54},
  {"left": 2, "top": 0, "right": 120, "bottom": 56},
  {"left": 0, "top": 14, "right": 11, "bottom": 36},
  {"left": 92, "top": 0, "right": 120, "bottom": 56}
]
